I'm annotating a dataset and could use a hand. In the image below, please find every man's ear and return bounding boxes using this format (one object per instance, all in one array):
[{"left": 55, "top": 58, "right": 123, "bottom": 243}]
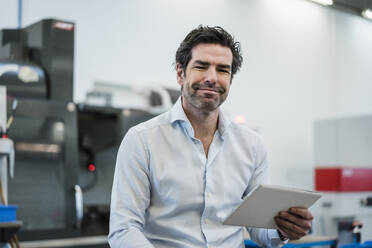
[{"left": 176, "top": 63, "right": 185, "bottom": 87}]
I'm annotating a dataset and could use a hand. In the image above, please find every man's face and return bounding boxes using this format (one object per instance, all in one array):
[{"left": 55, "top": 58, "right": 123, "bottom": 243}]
[{"left": 177, "top": 43, "right": 233, "bottom": 112}]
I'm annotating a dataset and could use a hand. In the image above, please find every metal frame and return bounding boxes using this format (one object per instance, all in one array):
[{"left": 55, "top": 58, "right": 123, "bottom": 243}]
[{"left": 7, "top": 98, "right": 80, "bottom": 241}]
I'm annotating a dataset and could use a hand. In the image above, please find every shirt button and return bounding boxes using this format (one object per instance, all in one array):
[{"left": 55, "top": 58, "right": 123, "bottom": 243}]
[
  {"left": 205, "top": 218, "right": 209, "bottom": 224},
  {"left": 206, "top": 192, "right": 211, "bottom": 198}
]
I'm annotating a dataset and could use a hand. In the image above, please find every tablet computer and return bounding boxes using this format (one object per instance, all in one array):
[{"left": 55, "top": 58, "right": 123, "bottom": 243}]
[{"left": 223, "top": 184, "right": 322, "bottom": 229}]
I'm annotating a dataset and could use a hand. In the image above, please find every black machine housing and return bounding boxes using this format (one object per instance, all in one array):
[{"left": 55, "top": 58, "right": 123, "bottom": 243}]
[
  {"left": 0, "top": 19, "right": 74, "bottom": 101},
  {"left": 7, "top": 99, "right": 80, "bottom": 240},
  {"left": 0, "top": 18, "right": 179, "bottom": 246},
  {"left": 77, "top": 104, "right": 156, "bottom": 236},
  {"left": 1, "top": 19, "right": 80, "bottom": 241}
]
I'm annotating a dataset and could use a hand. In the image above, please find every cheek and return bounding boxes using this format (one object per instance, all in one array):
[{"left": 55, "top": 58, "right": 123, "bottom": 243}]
[
  {"left": 189, "top": 71, "right": 204, "bottom": 82},
  {"left": 221, "top": 79, "right": 231, "bottom": 91},
  {"left": 181, "top": 82, "right": 190, "bottom": 94}
]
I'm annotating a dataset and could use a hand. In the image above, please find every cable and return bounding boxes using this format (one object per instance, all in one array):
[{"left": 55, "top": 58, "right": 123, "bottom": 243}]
[
  {"left": 0, "top": 180, "right": 6, "bottom": 205},
  {"left": 7, "top": 98, "right": 18, "bottom": 130},
  {"left": 81, "top": 171, "right": 98, "bottom": 192}
]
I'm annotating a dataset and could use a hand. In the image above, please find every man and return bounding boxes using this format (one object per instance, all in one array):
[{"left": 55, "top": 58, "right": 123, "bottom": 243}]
[{"left": 109, "top": 26, "right": 313, "bottom": 248}]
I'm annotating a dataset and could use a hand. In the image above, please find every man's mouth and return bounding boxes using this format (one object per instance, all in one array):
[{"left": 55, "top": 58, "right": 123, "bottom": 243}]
[
  {"left": 192, "top": 84, "right": 225, "bottom": 94},
  {"left": 198, "top": 88, "right": 218, "bottom": 93}
]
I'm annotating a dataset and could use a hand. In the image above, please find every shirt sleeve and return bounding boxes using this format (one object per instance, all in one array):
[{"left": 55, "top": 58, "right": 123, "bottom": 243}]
[
  {"left": 247, "top": 228, "right": 285, "bottom": 248},
  {"left": 245, "top": 136, "right": 286, "bottom": 248},
  {"left": 108, "top": 128, "right": 155, "bottom": 248}
]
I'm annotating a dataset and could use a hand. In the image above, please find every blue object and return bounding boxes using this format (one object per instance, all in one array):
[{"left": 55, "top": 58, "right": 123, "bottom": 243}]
[
  {"left": 340, "top": 241, "right": 372, "bottom": 248},
  {"left": 245, "top": 238, "right": 338, "bottom": 248},
  {"left": 284, "top": 239, "right": 337, "bottom": 248},
  {"left": 18, "top": 0, "right": 23, "bottom": 28},
  {"left": 0, "top": 205, "right": 17, "bottom": 222},
  {"left": 362, "top": 242, "right": 372, "bottom": 248},
  {"left": 339, "top": 244, "right": 358, "bottom": 248},
  {"left": 244, "top": 240, "right": 260, "bottom": 248},
  {"left": 245, "top": 239, "right": 372, "bottom": 248},
  {"left": 339, "top": 240, "right": 372, "bottom": 248}
]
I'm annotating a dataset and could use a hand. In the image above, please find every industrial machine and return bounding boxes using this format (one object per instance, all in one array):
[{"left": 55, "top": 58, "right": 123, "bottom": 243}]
[
  {"left": 77, "top": 104, "right": 157, "bottom": 236},
  {"left": 0, "top": 19, "right": 81, "bottom": 242},
  {"left": 0, "top": 18, "right": 180, "bottom": 247},
  {"left": 7, "top": 98, "right": 81, "bottom": 240},
  {"left": 77, "top": 81, "right": 180, "bottom": 237},
  {"left": 0, "top": 19, "right": 74, "bottom": 101},
  {"left": 312, "top": 116, "right": 372, "bottom": 242},
  {"left": 0, "top": 86, "right": 21, "bottom": 248}
]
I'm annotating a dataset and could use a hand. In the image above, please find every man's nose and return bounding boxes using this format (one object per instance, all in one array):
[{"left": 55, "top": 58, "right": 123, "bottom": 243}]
[{"left": 204, "top": 67, "right": 217, "bottom": 84}]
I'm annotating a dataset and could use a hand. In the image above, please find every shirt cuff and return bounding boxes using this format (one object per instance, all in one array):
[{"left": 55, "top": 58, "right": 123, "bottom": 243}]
[{"left": 268, "top": 229, "right": 289, "bottom": 247}]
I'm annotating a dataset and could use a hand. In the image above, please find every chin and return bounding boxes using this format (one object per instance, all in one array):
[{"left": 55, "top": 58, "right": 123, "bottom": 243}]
[
  {"left": 184, "top": 92, "right": 225, "bottom": 112},
  {"left": 196, "top": 99, "right": 221, "bottom": 111}
]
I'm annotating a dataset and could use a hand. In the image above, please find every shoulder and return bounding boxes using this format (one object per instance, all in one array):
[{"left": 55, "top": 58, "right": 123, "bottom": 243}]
[
  {"left": 119, "top": 111, "right": 172, "bottom": 152},
  {"left": 229, "top": 122, "right": 263, "bottom": 141},
  {"left": 130, "top": 110, "right": 172, "bottom": 135},
  {"left": 227, "top": 122, "right": 267, "bottom": 154}
]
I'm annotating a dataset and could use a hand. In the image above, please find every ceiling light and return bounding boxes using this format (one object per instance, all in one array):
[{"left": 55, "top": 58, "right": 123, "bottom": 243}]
[
  {"left": 362, "top": 9, "right": 372, "bottom": 20},
  {"left": 309, "top": 0, "right": 333, "bottom": 6}
]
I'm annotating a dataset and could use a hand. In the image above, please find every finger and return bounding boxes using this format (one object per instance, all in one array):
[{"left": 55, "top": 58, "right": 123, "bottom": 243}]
[
  {"left": 289, "top": 207, "right": 314, "bottom": 220},
  {"left": 278, "top": 211, "right": 312, "bottom": 230},
  {"left": 277, "top": 228, "right": 289, "bottom": 239},
  {"left": 275, "top": 216, "right": 308, "bottom": 237},
  {"left": 278, "top": 225, "right": 304, "bottom": 240},
  {"left": 275, "top": 216, "right": 307, "bottom": 236},
  {"left": 277, "top": 221, "right": 304, "bottom": 240}
]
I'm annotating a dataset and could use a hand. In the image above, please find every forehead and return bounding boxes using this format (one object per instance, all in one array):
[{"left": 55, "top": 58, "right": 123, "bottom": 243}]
[{"left": 189, "top": 43, "right": 233, "bottom": 66}]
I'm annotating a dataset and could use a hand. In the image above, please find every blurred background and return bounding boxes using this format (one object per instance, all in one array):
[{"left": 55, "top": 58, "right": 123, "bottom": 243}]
[{"left": 0, "top": 0, "right": 371, "bottom": 247}]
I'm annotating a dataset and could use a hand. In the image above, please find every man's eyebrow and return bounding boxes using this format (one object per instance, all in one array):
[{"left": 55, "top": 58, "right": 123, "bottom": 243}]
[
  {"left": 217, "top": 64, "right": 231, "bottom": 70},
  {"left": 193, "top": 60, "right": 231, "bottom": 69},
  {"left": 193, "top": 60, "right": 210, "bottom": 66}
]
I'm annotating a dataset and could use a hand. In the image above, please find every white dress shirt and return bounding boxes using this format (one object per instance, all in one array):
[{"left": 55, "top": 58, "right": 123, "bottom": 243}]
[{"left": 109, "top": 98, "right": 283, "bottom": 248}]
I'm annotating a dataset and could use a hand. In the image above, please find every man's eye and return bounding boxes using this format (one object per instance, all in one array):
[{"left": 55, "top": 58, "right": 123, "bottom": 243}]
[
  {"left": 195, "top": 66, "right": 206, "bottom": 69},
  {"left": 218, "top": 69, "right": 230, "bottom": 74}
]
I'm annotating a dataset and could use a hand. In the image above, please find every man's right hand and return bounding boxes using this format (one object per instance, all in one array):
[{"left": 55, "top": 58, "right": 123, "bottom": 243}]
[{"left": 274, "top": 207, "right": 313, "bottom": 240}]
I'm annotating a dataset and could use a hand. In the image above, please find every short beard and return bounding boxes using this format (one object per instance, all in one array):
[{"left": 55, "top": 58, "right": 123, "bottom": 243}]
[{"left": 181, "top": 83, "right": 227, "bottom": 112}]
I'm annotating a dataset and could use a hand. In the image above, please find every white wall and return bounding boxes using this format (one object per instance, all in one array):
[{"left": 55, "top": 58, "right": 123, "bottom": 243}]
[
  {"left": 0, "top": 0, "right": 17, "bottom": 27},
  {"left": 332, "top": 11, "right": 372, "bottom": 117},
  {"left": 1, "top": 0, "right": 372, "bottom": 189}
]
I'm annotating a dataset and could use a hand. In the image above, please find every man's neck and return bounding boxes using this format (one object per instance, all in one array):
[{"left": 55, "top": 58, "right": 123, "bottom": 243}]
[{"left": 181, "top": 98, "right": 219, "bottom": 140}]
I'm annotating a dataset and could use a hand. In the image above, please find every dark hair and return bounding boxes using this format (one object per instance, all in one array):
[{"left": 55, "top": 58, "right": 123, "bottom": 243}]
[{"left": 175, "top": 25, "right": 243, "bottom": 77}]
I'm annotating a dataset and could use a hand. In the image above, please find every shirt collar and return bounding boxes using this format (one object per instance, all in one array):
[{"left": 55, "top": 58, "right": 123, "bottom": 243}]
[
  {"left": 170, "top": 97, "right": 231, "bottom": 137},
  {"left": 170, "top": 97, "right": 190, "bottom": 124}
]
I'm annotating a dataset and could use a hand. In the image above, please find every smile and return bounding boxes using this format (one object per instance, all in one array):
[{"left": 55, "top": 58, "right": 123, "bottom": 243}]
[{"left": 197, "top": 88, "right": 219, "bottom": 93}]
